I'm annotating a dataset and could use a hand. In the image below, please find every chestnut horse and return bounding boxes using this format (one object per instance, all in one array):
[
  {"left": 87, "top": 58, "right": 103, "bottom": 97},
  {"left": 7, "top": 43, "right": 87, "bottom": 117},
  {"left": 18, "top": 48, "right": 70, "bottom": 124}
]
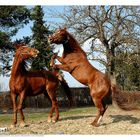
[
  {"left": 49, "top": 28, "right": 140, "bottom": 127},
  {"left": 9, "top": 44, "right": 73, "bottom": 128}
]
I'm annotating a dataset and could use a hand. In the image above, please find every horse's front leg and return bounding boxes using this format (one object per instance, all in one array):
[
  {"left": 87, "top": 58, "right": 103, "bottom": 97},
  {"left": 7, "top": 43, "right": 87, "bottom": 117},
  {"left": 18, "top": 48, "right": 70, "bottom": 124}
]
[
  {"left": 18, "top": 92, "right": 26, "bottom": 127},
  {"left": 50, "top": 53, "right": 63, "bottom": 66},
  {"left": 53, "top": 64, "right": 71, "bottom": 72},
  {"left": 50, "top": 53, "right": 58, "bottom": 67},
  {"left": 50, "top": 53, "right": 65, "bottom": 67},
  {"left": 50, "top": 54, "right": 71, "bottom": 72},
  {"left": 55, "top": 55, "right": 64, "bottom": 64},
  {"left": 10, "top": 92, "right": 18, "bottom": 128}
]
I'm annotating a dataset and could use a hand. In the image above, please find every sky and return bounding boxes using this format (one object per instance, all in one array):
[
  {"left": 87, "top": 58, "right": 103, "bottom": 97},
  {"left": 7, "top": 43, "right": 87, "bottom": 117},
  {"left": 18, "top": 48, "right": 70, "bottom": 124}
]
[
  {"left": 0, "top": 6, "right": 106, "bottom": 91},
  {"left": 0, "top": 3, "right": 140, "bottom": 91},
  {"left": 0, "top": 0, "right": 140, "bottom": 5}
]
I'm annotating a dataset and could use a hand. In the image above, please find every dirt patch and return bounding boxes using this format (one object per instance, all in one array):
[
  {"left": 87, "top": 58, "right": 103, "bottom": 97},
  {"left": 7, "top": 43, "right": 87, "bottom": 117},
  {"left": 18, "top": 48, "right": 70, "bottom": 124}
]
[{"left": 1, "top": 106, "right": 140, "bottom": 135}]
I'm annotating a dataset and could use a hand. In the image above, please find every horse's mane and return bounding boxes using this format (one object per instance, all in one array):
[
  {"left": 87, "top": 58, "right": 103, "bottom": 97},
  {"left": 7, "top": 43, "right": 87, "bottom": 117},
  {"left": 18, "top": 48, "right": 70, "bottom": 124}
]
[
  {"left": 11, "top": 52, "right": 30, "bottom": 76},
  {"left": 20, "top": 60, "right": 29, "bottom": 73},
  {"left": 64, "top": 31, "right": 87, "bottom": 57}
]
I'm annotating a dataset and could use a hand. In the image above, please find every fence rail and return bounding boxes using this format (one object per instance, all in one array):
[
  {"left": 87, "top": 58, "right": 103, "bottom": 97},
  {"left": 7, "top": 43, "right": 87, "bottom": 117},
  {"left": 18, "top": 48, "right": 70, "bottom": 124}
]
[{"left": 0, "top": 87, "right": 93, "bottom": 113}]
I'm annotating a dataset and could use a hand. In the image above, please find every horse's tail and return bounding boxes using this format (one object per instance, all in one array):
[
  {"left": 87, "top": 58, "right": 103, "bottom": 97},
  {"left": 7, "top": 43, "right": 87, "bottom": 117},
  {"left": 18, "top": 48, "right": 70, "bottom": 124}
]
[
  {"left": 111, "top": 75, "right": 140, "bottom": 111},
  {"left": 57, "top": 74, "right": 74, "bottom": 107}
]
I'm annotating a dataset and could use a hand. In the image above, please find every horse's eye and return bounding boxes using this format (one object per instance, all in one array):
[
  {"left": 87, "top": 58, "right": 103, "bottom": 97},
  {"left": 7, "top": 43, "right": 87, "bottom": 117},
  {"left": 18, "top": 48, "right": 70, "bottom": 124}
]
[{"left": 57, "top": 31, "right": 60, "bottom": 34}]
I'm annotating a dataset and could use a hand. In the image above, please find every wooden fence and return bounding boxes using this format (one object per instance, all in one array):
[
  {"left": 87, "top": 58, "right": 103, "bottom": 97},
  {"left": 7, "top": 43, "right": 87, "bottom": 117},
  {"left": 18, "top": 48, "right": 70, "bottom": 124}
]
[{"left": 0, "top": 87, "right": 93, "bottom": 113}]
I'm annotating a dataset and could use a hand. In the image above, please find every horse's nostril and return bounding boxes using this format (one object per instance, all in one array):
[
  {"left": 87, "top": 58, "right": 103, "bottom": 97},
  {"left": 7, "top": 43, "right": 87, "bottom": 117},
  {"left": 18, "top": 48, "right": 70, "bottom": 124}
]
[
  {"left": 48, "top": 37, "right": 53, "bottom": 44},
  {"left": 50, "top": 36, "right": 54, "bottom": 40},
  {"left": 34, "top": 50, "right": 39, "bottom": 54}
]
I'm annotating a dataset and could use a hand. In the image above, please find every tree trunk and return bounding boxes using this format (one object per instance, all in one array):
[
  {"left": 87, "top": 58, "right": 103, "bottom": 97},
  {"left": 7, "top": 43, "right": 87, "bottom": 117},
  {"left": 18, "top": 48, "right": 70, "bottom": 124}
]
[{"left": 106, "top": 43, "right": 116, "bottom": 78}]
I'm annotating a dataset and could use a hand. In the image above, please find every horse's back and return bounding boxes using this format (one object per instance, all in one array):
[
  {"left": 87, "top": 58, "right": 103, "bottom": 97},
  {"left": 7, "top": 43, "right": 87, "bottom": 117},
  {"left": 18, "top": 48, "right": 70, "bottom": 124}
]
[
  {"left": 9, "top": 70, "right": 59, "bottom": 96},
  {"left": 27, "top": 70, "right": 58, "bottom": 86}
]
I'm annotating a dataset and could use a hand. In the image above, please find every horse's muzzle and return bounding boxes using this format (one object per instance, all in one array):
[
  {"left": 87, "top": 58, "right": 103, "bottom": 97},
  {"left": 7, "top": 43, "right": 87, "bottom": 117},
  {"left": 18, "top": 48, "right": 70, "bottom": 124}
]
[
  {"left": 33, "top": 49, "right": 39, "bottom": 58},
  {"left": 36, "top": 50, "right": 39, "bottom": 54},
  {"left": 48, "top": 37, "right": 53, "bottom": 44}
]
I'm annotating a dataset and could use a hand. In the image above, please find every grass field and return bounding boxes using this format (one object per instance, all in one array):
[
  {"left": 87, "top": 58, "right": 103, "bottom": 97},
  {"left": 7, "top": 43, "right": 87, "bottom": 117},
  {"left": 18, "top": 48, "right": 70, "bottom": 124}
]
[
  {"left": 0, "top": 106, "right": 95, "bottom": 126},
  {"left": 0, "top": 106, "right": 140, "bottom": 135}
]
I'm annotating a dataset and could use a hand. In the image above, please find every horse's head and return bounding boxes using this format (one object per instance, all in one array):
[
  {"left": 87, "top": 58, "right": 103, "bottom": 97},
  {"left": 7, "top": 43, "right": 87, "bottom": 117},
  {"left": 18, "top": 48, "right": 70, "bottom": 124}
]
[
  {"left": 49, "top": 28, "right": 68, "bottom": 44},
  {"left": 14, "top": 44, "right": 39, "bottom": 60}
]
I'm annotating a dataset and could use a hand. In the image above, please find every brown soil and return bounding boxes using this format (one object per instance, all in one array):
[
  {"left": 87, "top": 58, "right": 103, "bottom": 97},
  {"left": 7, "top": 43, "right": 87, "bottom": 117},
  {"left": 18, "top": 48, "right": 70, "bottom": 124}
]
[{"left": 1, "top": 106, "right": 140, "bottom": 135}]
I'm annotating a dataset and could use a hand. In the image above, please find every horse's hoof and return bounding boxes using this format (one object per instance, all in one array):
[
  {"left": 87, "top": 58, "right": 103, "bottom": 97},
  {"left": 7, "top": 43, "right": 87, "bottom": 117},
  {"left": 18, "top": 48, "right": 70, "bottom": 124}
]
[
  {"left": 52, "top": 65, "right": 57, "bottom": 69},
  {"left": 20, "top": 122, "right": 26, "bottom": 127},
  {"left": 10, "top": 124, "right": 16, "bottom": 129},
  {"left": 90, "top": 122, "right": 99, "bottom": 127},
  {"left": 47, "top": 118, "right": 52, "bottom": 123},
  {"left": 52, "top": 120, "right": 57, "bottom": 123}
]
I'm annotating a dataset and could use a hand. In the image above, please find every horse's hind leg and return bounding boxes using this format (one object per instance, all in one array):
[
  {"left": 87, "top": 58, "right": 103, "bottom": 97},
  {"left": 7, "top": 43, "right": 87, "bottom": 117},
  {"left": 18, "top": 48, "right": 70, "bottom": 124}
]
[
  {"left": 44, "top": 92, "right": 54, "bottom": 122},
  {"left": 10, "top": 93, "right": 18, "bottom": 128},
  {"left": 47, "top": 89, "right": 59, "bottom": 123},
  {"left": 91, "top": 96, "right": 108, "bottom": 127},
  {"left": 47, "top": 104, "right": 55, "bottom": 123}
]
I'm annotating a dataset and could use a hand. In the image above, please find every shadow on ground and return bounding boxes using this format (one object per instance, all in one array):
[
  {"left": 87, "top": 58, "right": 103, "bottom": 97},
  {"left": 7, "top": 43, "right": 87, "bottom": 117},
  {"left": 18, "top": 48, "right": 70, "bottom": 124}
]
[
  {"left": 60, "top": 115, "right": 94, "bottom": 121},
  {"left": 109, "top": 114, "right": 140, "bottom": 124}
]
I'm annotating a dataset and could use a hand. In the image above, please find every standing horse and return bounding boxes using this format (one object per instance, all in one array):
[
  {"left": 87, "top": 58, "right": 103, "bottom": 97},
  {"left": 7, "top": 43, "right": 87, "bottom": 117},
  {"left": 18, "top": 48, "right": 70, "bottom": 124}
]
[
  {"left": 9, "top": 44, "right": 73, "bottom": 128},
  {"left": 49, "top": 28, "right": 140, "bottom": 127}
]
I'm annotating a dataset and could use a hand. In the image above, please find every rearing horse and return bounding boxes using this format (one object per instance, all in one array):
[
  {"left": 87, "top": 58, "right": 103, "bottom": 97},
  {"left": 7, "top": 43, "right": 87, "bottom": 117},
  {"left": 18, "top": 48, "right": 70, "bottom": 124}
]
[
  {"left": 49, "top": 28, "right": 140, "bottom": 127},
  {"left": 9, "top": 44, "right": 73, "bottom": 128}
]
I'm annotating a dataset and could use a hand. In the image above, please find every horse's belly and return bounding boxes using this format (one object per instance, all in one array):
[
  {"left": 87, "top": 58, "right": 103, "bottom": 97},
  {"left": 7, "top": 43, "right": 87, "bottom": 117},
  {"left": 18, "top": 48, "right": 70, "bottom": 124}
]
[
  {"left": 27, "top": 79, "right": 46, "bottom": 95},
  {"left": 27, "top": 85, "right": 45, "bottom": 96}
]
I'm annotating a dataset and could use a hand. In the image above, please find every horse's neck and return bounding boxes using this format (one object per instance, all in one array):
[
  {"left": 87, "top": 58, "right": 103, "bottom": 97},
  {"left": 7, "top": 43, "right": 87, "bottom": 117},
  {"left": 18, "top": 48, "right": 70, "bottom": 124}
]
[
  {"left": 63, "top": 35, "right": 86, "bottom": 57},
  {"left": 11, "top": 57, "right": 26, "bottom": 78}
]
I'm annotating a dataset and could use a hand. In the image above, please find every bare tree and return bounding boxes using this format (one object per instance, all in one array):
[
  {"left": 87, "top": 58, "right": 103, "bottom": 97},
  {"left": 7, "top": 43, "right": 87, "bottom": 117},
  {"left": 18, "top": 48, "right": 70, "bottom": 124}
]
[
  {"left": 50, "top": 6, "right": 140, "bottom": 77},
  {"left": 0, "top": 82, "right": 5, "bottom": 92}
]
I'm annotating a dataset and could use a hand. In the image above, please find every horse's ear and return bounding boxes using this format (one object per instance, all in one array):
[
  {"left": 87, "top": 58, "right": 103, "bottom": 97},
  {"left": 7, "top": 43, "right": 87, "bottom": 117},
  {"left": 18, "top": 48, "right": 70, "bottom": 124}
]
[
  {"left": 14, "top": 43, "right": 23, "bottom": 50},
  {"left": 64, "top": 27, "right": 67, "bottom": 30}
]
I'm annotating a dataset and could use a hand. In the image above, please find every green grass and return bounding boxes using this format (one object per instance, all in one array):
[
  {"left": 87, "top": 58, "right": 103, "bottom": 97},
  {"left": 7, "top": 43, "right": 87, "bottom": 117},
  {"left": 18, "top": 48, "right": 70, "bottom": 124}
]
[
  {"left": 0, "top": 114, "right": 13, "bottom": 126},
  {"left": 0, "top": 106, "right": 96, "bottom": 126},
  {"left": 61, "top": 106, "right": 96, "bottom": 116}
]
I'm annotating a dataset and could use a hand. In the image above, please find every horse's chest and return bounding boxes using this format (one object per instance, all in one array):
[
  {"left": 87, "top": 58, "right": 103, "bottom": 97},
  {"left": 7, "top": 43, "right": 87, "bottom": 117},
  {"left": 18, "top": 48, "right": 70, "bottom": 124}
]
[
  {"left": 64, "top": 53, "right": 84, "bottom": 64},
  {"left": 64, "top": 57, "right": 78, "bottom": 68},
  {"left": 10, "top": 77, "right": 26, "bottom": 92},
  {"left": 15, "top": 84, "right": 25, "bottom": 93}
]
